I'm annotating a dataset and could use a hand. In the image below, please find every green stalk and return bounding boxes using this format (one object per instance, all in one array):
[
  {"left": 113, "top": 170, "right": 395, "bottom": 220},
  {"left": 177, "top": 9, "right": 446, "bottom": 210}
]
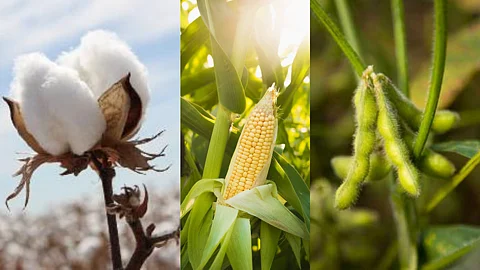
[
  {"left": 426, "top": 150, "right": 480, "bottom": 213},
  {"left": 390, "top": 175, "right": 418, "bottom": 270},
  {"left": 391, "top": 0, "right": 409, "bottom": 96},
  {"left": 203, "top": 105, "right": 232, "bottom": 179},
  {"left": 413, "top": 0, "right": 447, "bottom": 158},
  {"left": 334, "top": 0, "right": 362, "bottom": 58},
  {"left": 311, "top": 0, "right": 365, "bottom": 76}
]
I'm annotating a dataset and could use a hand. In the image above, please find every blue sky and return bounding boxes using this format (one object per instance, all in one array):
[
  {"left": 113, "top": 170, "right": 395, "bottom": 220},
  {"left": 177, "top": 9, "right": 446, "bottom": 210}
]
[{"left": 0, "top": 0, "right": 179, "bottom": 214}]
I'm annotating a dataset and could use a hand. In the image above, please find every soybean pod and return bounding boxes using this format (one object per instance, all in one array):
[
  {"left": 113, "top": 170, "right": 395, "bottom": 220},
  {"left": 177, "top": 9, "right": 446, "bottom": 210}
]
[
  {"left": 371, "top": 72, "right": 420, "bottom": 196},
  {"left": 377, "top": 74, "right": 459, "bottom": 134},
  {"left": 402, "top": 127, "right": 456, "bottom": 179},
  {"left": 331, "top": 153, "right": 392, "bottom": 182},
  {"left": 335, "top": 67, "right": 378, "bottom": 209}
]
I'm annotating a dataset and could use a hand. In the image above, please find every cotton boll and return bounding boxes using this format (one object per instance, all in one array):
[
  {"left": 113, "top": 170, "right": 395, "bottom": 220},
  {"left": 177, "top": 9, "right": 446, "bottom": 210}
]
[
  {"left": 57, "top": 30, "right": 150, "bottom": 117},
  {"left": 11, "top": 53, "right": 70, "bottom": 155},
  {"left": 41, "top": 66, "right": 106, "bottom": 155},
  {"left": 10, "top": 53, "right": 106, "bottom": 155}
]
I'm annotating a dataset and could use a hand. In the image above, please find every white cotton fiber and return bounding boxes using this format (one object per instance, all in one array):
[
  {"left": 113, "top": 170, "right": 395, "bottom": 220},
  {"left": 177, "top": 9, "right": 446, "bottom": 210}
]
[
  {"left": 57, "top": 30, "right": 150, "bottom": 117},
  {"left": 10, "top": 53, "right": 106, "bottom": 155}
]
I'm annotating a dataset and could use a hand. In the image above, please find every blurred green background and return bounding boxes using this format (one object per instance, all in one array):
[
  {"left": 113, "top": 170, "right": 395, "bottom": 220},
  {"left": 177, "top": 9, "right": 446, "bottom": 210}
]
[{"left": 310, "top": 0, "right": 480, "bottom": 269}]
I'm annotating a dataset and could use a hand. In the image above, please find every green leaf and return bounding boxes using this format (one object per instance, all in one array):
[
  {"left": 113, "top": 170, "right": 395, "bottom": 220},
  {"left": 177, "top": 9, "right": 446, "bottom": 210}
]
[
  {"left": 431, "top": 140, "right": 480, "bottom": 158},
  {"left": 271, "top": 152, "right": 310, "bottom": 231},
  {"left": 181, "top": 97, "right": 216, "bottom": 139},
  {"left": 181, "top": 16, "right": 209, "bottom": 72},
  {"left": 260, "top": 221, "right": 281, "bottom": 270},
  {"left": 421, "top": 225, "right": 480, "bottom": 270},
  {"left": 226, "top": 184, "right": 309, "bottom": 239},
  {"left": 285, "top": 233, "right": 302, "bottom": 268},
  {"left": 411, "top": 20, "right": 480, "bottom": 109},
  {"left": 278, "top": 35, "right": 310, "bottom": 116},
  {"left": 210, "top": 221, "right": 235, "bottom": 270},
  {"left": 188, "top": 193, "right": 215, "bottom": 270},
  {"left": 199, "top": 204, "right": 239, "bottom": 269},
  {"left": 181, "top": 178, "right": 223, "bottom": 218},
  {"left": 227, "top": 218, "right": 253, "bottom": 270},
  {"left": 181, "top": 67, "right": 215, "bottom": 96}
]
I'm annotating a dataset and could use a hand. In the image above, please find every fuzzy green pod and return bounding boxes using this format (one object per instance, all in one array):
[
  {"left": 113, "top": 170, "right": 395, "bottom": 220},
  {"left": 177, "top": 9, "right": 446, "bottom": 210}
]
[
  {"left": 331, "top": 153, "right": 392, "bottom": 182},
  {"left": 371, "top": 72, "right": 420, "bottom": 196},
  {"left": 335, "top": 68, "right": 378, "bottom": 209},
  {"left": 377, "top": 74, "right": 460, "bottom": 134},
  {"left": 403, "top": 129, "right": 456, "bottom": 179}
]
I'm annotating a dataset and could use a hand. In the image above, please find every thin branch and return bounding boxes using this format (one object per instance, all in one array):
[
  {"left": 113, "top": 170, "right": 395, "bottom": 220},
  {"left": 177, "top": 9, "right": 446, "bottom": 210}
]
[
  {"left": 391, "top": 0, "right": 409, "bottom": 96},
  {"left": 92, "top": 153, "right": 123, "bottom": 270},
  {"left": 413, "top": 0, "right": 447, "bottom": 158},
  {"left": 311, "top": 0, "right": 365, "bottom": 76}
]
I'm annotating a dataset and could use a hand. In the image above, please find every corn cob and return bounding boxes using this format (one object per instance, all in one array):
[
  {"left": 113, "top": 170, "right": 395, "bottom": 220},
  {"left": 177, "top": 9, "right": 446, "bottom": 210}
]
[{"left": 223, "top": 87, "right": 278, "bottom": 200}]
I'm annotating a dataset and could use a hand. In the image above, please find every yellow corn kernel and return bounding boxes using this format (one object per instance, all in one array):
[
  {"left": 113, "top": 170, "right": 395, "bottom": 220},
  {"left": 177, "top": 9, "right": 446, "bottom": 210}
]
[{"left": 223, "top": 87, "right": 278, "bottom": 200}]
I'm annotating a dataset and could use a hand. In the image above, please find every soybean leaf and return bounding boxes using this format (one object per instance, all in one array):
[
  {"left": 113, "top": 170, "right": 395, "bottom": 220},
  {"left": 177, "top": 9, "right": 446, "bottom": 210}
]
[
  {"left": 260, "top": 221, "right": 282, "bottom": 270},
  {"left": 411, "top": 20, "right": 480, "bottom": 109},
  {"left": 199, "top": 204, "right": 238, "bottom": 269},
  {"left": 421, "top": 225, "right": 480, "bottom": 270},
  {"left": 432, "top": 140, "right": 480, "bottom": 158},
  {"left": 227, "top": 218, "right": 253, "bottom": 270}
]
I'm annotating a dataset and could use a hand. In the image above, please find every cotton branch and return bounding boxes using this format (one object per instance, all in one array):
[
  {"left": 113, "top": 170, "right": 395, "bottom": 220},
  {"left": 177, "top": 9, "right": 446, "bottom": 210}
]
[{"left": 107, "top": 184, "right": 179, "bottom": 270}]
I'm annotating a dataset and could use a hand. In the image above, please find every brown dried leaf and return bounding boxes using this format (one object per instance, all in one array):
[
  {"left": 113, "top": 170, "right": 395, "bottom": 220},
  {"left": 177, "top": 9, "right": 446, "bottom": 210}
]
[
  {"left": 135, "top": 184, "right": 148, "bottom": 218},
  {"left": 6, "top": 154, "right": 56, "bottom": 209},
  {"left": 3, "top": 97, "right": 46, "bottom": 154},
  {"left": 98, "top": 75, "right": 131, "bottom": 141},
  {"left": 115, "top": 142, "right": 153, "bottom": 172},
  {"left": 120, "top": 73, "right": 143, "bottom": 141}
]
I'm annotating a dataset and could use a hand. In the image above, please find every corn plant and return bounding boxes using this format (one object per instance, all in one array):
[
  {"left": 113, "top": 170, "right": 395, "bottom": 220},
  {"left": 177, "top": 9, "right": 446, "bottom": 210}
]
[
  {"left": 311, "top": 0, "right": 480, "bottom": 269},
  {"left": 180, "top": 0, "right": 310, "bottom": 269}
]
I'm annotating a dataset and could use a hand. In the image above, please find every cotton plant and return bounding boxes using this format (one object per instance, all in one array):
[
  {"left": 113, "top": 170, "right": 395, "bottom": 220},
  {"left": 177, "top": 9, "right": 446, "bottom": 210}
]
[{"left": 4, "top": 30, "right": 177, "bottom": 269}]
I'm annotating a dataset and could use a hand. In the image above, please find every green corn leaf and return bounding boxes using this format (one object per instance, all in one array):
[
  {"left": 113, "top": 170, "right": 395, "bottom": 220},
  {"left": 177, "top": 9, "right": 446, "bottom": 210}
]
[
  {"left": 181, "top": 97, "right": 216, "bottom": 139},
  {"left": 260, "top": 221, "right": 282, "bottom": 270},
  {"left": 181, "top": 142, "right": 203, "bottom": 201},
  {"left": 181, "top": 178, "right": 223, "bottom": 218},
  {"left": 181, "top": 16, "right": 209, "bottom": 72},
  {"left": 181, "top": 67, "right": 215, "bottom": 96},
  {"left": 181, "top": 245, "right": 192, "bottom": 270},
  {"left": 278, "top": 35, "right": 310, "bottom": 116},
  {"left": 226, "top": 183, "right": 309, "bottom": 239},
  {"left": 421, "top": 225, "right": 480, "bottom": 270},
  {"left": 199, "top": 204, "right": 238, "bottom": 269},
  {"left": 271, "top": 152, "right": 310, "bottom": 231},
  {"left": 188, "top": 194, "right": 215, "bottom": 270},
  {"left": 227, "top": 218, "right": 253, "bottom": 270},
  {"left": 431, "top": 140, "right": 480, "bottom": 158},
  {"left": 209, "top": 222, "right": 235, "bottom": 270},
  {"left": 285, "top": 233, "right": 302, "bottom": 268}
]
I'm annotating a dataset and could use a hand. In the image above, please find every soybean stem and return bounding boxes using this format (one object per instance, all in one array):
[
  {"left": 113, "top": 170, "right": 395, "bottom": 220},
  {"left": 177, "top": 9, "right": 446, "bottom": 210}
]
[
  {"left": 334, "top": 0, "right": 362, "bottom": 58},
  {"left": 413, "top": 0, "right": 447, "bottom": 158},
  {"left": 391, "top": 0, "right": 409, "bottom": 96},
  {"left": 311, "top": 0, "right": 365, "bottom": 76}
]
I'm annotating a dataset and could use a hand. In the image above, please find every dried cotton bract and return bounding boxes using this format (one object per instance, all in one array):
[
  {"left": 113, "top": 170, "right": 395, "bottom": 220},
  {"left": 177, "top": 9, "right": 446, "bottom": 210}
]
[
  {"left": 4, "top": 30, "right": 165, "bottom": 209},
  {"left": 222, "top": 86, "right": 278, "bottom": 200}
]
